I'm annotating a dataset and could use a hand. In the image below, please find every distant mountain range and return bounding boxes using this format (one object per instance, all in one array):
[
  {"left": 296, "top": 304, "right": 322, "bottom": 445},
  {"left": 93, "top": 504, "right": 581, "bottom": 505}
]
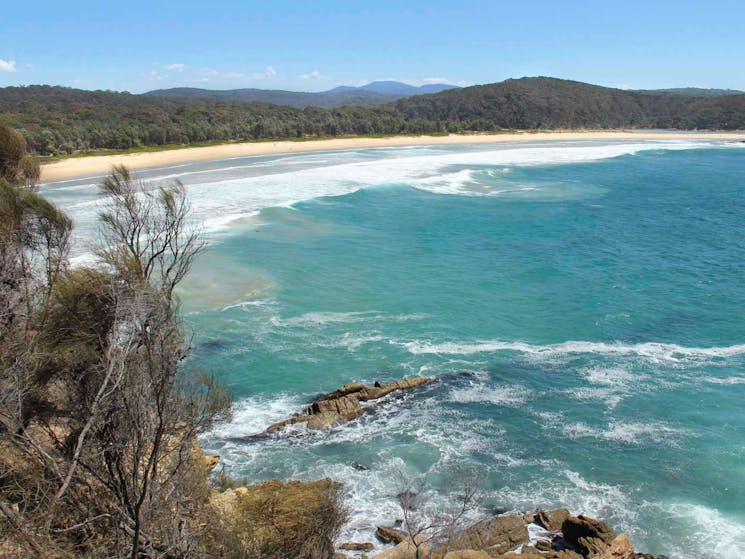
[{"left": 145, "top": 81, "right": 460, "bottom": 109}]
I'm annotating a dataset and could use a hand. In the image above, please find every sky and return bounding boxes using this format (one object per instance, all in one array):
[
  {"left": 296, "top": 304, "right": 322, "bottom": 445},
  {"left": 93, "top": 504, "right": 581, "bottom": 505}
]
[{"left": 2, "top": 0, "right": 744, "bottom": 93}]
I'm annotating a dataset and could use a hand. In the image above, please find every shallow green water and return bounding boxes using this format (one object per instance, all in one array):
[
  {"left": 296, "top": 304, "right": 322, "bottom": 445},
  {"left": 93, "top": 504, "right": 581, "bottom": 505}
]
[{"left": 43, "top": 141, "right": 745, "bottom": 558}]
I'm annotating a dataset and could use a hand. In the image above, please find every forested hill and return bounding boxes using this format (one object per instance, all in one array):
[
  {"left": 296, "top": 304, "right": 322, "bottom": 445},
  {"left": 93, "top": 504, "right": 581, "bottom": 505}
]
[
  {"left": 1, "top": 78, "right": 744, "bottom": 155},
  {"left": 394, "top": 77, "right": 745, "bottom": 130}
]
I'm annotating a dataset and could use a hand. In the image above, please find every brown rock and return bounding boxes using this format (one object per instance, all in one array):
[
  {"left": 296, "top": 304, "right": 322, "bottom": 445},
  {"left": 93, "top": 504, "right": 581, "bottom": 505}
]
[
  {"left": 340, "top": 541, "right": 376, "bottom": 551},
  {"left": 536, "top": 508, "right": 571, "bottom": 532},
  {"left": 522, "top": 511, "right": 536, "bottom": 524},
  {"left": 335, "top": 554, "right": 350, "bottom": 559},
  {"left": 596, "top": 534, "right": 634, "bottom": 559},
  {"left": 372, "top": 539, "right": 428, "bottom": 559},
  {"left": 265, "top": 376, "right": 432, "bottom": 433},
  {"left": 204, "top": 454, "right": 219, "bottom": 471},
  {"left": 535, "top": 539, "right": 552, "bottom": 551},
  {"left": 578, "top": 536, "right": 608, "bottom": 556},
  {"left": 376, "top": 526, "right": 409, "bottom": 544},
  {"left": 561, "top": 515, "right": 615, "bottom": 547},
  {"left": 440, "top": 515, "right": 528, "bottom": 557},
  {"left": 443, "top": 551, "right": 492, "bottom": 559},
  {"left": 323, "top": 382, "right": 367, "bottom": 399}
]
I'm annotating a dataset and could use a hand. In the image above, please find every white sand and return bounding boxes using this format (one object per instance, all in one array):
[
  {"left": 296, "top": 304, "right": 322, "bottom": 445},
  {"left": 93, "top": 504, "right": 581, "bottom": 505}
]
[{"left": 40, "top": 131, "right": 745, "bottom": 182}]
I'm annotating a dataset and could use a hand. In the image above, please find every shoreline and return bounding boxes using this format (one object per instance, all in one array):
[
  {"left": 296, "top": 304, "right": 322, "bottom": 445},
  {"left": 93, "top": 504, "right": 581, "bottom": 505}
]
[{"left": 40, "top": 130, "right": 745, "bottom": 182}]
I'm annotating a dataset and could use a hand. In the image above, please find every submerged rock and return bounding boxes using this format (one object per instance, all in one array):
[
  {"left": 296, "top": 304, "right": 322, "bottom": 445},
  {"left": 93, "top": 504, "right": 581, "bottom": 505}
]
[
  {"left": 339, "top": 541, "right": 375, "bottom": 551},
  {"left": 264, "top": 376, "right": 432, "bottom": 433}
]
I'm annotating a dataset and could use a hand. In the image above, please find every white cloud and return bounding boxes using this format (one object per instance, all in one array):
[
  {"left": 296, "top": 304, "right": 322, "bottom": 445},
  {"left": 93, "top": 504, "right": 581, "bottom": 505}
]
[
  {"left": 418, "top": 76, "right": 463, "bottom": 85},
  {"left": 0, "top": 59, "right": 17, "bottom": 72},
  {"left": 265, "top": 65, "right": 277, "bottom": 78},
  {"left": 165, "top": 63, "right": 186, "bottom": 72},
  {"left": 145, "top": 69, "right": 165, "bottom": 81},
  {"left": 223, "top": 71, "right": 245, "bottom": 80},
  {"left": 373, "top": 76, "right": 468, "bottom": 87},
  {"left": 299, "top": 70, "right": 321, "bottom": 80}
]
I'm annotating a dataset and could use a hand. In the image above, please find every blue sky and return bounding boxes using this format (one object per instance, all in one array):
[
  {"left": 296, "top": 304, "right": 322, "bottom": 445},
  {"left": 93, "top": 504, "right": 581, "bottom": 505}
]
[{"left": 2, "top": 0, "right": 744, "bottom": 92}]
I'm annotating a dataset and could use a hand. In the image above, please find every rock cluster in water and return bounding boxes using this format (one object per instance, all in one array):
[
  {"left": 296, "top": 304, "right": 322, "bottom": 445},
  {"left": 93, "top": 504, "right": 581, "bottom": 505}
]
[
  {"left": 337, "top": 508, "right": 668, "bottom": 559},
  {"left": 263, "top": 376, "right": 433, "bottom": 432}
]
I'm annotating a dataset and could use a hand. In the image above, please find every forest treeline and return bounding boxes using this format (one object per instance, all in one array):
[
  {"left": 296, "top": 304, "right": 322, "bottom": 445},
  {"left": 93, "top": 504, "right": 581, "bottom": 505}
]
[{"left": 1, "top": 77, "right": 744, "bottom": 155}]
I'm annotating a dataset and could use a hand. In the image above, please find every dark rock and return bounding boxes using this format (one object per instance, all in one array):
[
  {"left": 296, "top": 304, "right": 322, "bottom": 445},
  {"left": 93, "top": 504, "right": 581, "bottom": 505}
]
[
  {"left": 339, "top": 541, "right": 375, "bottom": 551},
  {"left": 485, "top": 504, "right": 509, "bottom": 516},
  {"left": 351, "top": 461, "right": 370, "bottom": 471},
  {"left": 546, "top": 551, "right": 584, "bottom": 559},
  {"left": 561, "top": 514, "right": 615, "bottom": 547},
  {"left": 375, "top": 525, "right": 408, "bottom": 544}
]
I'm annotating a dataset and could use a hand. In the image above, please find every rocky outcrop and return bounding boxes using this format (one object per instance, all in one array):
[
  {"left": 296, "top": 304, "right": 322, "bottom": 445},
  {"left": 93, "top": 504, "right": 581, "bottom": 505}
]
[
  {"left": 561, "top": 514, "right": 615, "bottom": 557},
  {"left": 534, "top": 508, "right": 571, "bottom": 532},
  {"left": 433, "top": 515, "right": 529, "bottom": 558},
  {"left": 368, "top": 509, "right": 671, "bottom": 559},
  {"left": 596, "top": 535, "right": 634, "bottom": 559},
  {"left": 264, "top": 376, "right": 432, "bottom": 433}
]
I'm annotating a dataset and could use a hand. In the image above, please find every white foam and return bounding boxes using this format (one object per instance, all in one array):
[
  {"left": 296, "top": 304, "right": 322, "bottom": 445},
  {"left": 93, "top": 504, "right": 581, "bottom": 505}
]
[
  {"left": 655, "top": 503, "right": 745, "bottom": 559},
  {"left": 562, "top": 421, "right": 687, "bottom": 445},
  {"left": 700, "top": 375, "right": 745, "bottom": 385},
  {"left": 449, "top": 383, "right": 531, "bottom": 406},
  {"left": 204, "top": 393, "right": 305, "bottom": 439},
  {"left": 42, "top": 140, "right": 723, "bottom": 259},
  {"left": 400, "top": 338, "right": 745, "bottom": 363}
]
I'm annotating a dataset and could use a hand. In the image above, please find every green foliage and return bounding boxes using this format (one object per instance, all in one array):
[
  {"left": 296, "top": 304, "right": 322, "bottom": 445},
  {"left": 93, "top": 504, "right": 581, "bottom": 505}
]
[
  {"left": 0, "top": 123, "right": 40, "bottom": 185},
  {"left": 211, "top": 468, "right": 249, "bottom": 492},
  {"left": 1, "top": 79, "right": 743, "bottom": 157}
]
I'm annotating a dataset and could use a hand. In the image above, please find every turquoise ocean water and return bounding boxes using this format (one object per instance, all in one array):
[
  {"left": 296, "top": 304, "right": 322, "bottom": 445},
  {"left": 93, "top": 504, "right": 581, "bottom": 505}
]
[{"left": 42, "top": 140, "right": 745, "bottom": 558}]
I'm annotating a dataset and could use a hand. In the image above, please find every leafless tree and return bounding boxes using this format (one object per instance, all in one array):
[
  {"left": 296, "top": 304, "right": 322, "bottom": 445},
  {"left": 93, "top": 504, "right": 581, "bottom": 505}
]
[
  {"left": 395, "top": 462, "right": 483, "bottom": 559},
  {"left": 1, "top": 159, "right": 229, "bottom": 559}
]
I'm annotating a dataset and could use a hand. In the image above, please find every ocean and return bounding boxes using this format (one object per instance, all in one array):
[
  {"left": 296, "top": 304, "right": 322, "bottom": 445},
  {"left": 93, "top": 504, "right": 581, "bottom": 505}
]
[{"left": 41, "top": 139, "right": 745, "bottom": 559}]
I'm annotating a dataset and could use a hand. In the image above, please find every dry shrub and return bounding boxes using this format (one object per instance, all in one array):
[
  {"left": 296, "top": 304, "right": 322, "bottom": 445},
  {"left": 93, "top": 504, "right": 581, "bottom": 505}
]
[{"left": 212, "top": 478, "right": 347, "bottom": 559}]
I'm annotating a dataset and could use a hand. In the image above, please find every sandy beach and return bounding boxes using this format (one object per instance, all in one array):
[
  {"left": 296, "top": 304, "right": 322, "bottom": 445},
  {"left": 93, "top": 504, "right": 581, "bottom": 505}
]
[{"left": 40, "top": 131, "right": 745, "bottom": 182}]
